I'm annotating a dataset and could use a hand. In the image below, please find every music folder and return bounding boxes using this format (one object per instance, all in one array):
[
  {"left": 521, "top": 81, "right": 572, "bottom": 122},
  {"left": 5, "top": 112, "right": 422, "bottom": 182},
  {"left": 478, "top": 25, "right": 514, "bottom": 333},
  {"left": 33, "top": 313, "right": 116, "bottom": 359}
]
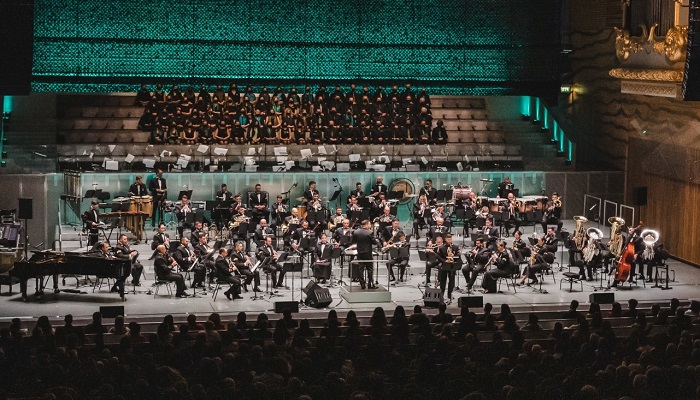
[
  {"left": 177, "top": 190, "right": 193, "bottom": 201},
  {"left": 299, "top": 237, "right": 317, "bottom": 250},
  {"left": 329, "top": 189, "right": 342, "bottom": 202}
]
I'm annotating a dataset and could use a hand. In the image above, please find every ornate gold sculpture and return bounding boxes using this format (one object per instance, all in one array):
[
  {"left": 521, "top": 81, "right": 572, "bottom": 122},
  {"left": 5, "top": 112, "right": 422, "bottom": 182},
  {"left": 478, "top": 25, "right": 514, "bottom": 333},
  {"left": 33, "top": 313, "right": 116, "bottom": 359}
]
[
  {"left": 613, "top": 24, "right": 687, "bottom": 64},
  {"left": 609, "top": 68, "right": 684, "bottom": 82}
]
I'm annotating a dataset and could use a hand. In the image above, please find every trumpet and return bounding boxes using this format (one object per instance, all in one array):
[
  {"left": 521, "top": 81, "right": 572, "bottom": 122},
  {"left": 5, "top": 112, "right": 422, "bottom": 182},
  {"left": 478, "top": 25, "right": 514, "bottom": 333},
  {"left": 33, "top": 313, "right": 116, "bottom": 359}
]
[{"left": 275, "top": 202, "right": 287, "bottom": 212}]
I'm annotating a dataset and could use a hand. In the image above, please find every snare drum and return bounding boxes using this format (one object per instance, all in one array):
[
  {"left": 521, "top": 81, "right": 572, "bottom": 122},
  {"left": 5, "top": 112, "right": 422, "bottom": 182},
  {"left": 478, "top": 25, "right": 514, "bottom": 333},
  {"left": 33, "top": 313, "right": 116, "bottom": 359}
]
[
  {"left": 452, "top": 187, "right": 472, "bottom": 200},
  {"left": 297, "top": 205, "right": 308, "bottom": 219}
]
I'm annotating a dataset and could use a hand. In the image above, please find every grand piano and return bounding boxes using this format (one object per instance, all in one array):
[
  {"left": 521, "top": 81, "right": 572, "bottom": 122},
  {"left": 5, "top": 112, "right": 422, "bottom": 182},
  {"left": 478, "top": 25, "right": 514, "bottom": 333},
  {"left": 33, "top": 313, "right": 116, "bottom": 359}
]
[{"left": 11, "top": 250, "right": 129, "bottom": 300}]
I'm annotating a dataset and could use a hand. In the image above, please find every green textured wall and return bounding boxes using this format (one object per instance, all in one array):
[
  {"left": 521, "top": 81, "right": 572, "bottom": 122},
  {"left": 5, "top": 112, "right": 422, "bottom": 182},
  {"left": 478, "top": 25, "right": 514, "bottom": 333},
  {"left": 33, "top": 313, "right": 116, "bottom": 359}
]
[{"left": 32, "top": 0, "right": 562, "bottom": 94}]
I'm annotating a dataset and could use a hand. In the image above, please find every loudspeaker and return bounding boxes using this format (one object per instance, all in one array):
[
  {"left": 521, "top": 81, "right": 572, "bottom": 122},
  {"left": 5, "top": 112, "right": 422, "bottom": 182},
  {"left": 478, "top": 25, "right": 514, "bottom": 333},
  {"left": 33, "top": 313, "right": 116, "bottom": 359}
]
[
  {"left": 633, "top": 187, "right": 647, "bottom": 206},
  {"left": 0, "top": 0, "right": 34, "bottom": 95},
  {"left": 589, "top": 292, "right": 615, "bottom": 305},
  {"left": 99, "top": 306, "right": 125, "bottom": 319},
  {"left": 683, "top": 0, "right": 700, "bottom": 100},
  {"left": 423, "top": 288, "right": 443, "bottom": 308},
  {"left": 18, "top": 198, "right": 32, "bottom": 220},
  {"left": 458, "top": 296, "right": 484, "bottom": 308},
  {"left": 303, "top": 281, "right": 332, "bottom": 308},
  {"left": 274, "top": 301, "right": 299, "bottom": 313}
]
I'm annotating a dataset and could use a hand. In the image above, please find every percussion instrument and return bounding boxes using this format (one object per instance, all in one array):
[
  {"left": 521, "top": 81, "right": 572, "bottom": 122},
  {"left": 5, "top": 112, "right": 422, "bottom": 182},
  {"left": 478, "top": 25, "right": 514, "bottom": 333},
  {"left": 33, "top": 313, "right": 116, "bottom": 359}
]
[
  {"left": 489, "top": 197, "right": 507, "bottom": 213},
  {"left": 535, "top": 196, "right": 549, "bottom": 211},
  {"left": 452, "top": 187, "right": 473, "bottom": 200},
  {"left": 129, "top": 196, "right": 153, "bottom": 219},
  {"left": 296, "top": 196, "right": 307, "bottom": 202},
  {"left": 297, "top": 205, "right": 308, "bottom": 219}
]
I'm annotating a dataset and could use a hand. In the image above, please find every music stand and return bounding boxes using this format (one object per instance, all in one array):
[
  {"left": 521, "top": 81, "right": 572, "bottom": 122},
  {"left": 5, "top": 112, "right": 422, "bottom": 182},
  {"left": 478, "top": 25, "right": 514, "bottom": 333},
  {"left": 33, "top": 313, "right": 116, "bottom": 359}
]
[
  {"left": 282, "top": 258, "right": 303, "bottom": 301},
  {"left": 329, "top": 189, "right": 343, "bottom": 210},
  {"left": 177, "top": 190, "right": 193, "bottom": 201}
]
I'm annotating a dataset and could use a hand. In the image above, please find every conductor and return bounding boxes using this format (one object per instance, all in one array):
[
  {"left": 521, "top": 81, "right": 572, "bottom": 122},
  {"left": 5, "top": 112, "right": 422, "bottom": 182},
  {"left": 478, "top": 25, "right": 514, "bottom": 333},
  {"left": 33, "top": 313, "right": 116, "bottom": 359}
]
[{"left": 350, "top": 219, "right": 377, "bottom": 289}]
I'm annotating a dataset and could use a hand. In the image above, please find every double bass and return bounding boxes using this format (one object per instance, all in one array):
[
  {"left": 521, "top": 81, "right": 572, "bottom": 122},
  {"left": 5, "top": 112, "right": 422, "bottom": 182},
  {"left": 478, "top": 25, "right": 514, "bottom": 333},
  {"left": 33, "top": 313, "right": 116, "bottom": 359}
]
[{"left": 614, "top": 221, "right": 643, "bottom": 283}]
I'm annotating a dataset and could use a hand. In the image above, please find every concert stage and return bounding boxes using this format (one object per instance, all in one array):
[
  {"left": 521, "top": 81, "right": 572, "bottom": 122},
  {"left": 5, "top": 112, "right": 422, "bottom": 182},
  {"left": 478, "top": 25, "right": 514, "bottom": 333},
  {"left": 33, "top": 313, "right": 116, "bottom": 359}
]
[{"left": 0, "top": 219, "right": 697, "bottom": 323}]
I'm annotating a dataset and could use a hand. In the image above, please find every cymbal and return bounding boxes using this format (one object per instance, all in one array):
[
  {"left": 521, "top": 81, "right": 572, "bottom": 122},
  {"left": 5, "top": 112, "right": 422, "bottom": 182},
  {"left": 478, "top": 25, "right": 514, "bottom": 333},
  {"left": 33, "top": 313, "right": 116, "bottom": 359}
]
[
  {"left": 295, "top": 196, "right": 307, "bottom": 202},
  {"left": 480, "top": 178, "right": 493, "bottom": 182}
]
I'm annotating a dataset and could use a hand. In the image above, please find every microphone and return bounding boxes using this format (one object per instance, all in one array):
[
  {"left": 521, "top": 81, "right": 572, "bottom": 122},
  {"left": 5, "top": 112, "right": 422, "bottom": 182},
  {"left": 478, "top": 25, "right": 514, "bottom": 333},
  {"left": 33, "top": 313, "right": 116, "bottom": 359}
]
[{"left": 293, "top": 183, "right": 298, "bottom": 188}]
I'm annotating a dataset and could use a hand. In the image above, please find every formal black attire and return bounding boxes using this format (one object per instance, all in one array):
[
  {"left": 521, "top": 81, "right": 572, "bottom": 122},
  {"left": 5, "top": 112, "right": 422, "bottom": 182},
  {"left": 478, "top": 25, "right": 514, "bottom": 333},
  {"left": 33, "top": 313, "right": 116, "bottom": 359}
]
[
  {"left": 371, "top": 182, "right": 388, "bottom": 196},
  {"left": 497, "top": 181, "right": 515, "bottom": 198},
  {"left": 435, "top": 243, "right": 460, "bottom": 299},
  {"left": 541, "top": 202, "right": 563, "bottom": 232},
  {"left": 231, "top": 249, "right": 260, "bottom": 288},
  {"left": 254, "top": 226, "right": 275, "bottom": 245},
  {"left": 175, "top": 203, "right": 195, "bottom": 237},
  {"left": 479, "top": 225, "right": 499, "bottom": 249},
  {"left": 303, "top": 188, "right": 319, "bottom": 202},
  {"left": 419, "top": 186, "right": 437, "bottom": 204},
  {"left": 214, "top": 255, "right": 241, "bottom": 298},
  {"left": 352, "top": 227, "right": 376, "bottom": 289},
  {"left": 462, "top": 245, "right": 490, "bottom": 290},
  {"left": 193, "top": 242, "right": 216, "bottom": 282},
  {"left": 313, "top": 242, "right": 333, "bottom": 281},
  {"left": 382, "top": 226, "right": 403, "bottom": 244},
  {"left": 482, "top": 250, "right": 513, "bottom": 292},
  {"left": 174, "top": 244, "right": 205, "bottom": 287},
  {"left": 543, "top": 233, "right": 558, "bottom": 253},
  {"left": 257, "top": 244, "right": 285, "bottom": 287},
  {"left": 429, "top": 225, "right": 448, "bottom": 241},
  {"left": 151, "top": 232, "right": 172, "bottom": 253},
  {"left": 82, "top": 208, "right": 101, "bottom": 246},
  {"left": 148, "top": 176, "right": 167, "bottom": 226},
  {"left": 524, "top": 251, "right": 549, "bottom": 283},
  {"left": 580, "top": 240, "right": 605, "bottom": 280},
  {"left": 412, "top": 202, "right": 429, "bottom": 238},
  {"left": 114, "top": 242, "right": 143, "bottom": 285},
  {"left": 249, "top": 191, "right": 269, "bottom": 224},
  {"left": 348, "top": 189, "right": 365, "bottom": 202},
  {"left": 97, "top": 250, "right": 127, "bottom": 298},
  {"left": 154, "top": 253, "right": 186, "bottom": 296},
  {"left": 386, "top": 241, "right": 410, "bottom": 281},
  {"left": 129, "top": 182, "right": 148, "bottom": 197}
]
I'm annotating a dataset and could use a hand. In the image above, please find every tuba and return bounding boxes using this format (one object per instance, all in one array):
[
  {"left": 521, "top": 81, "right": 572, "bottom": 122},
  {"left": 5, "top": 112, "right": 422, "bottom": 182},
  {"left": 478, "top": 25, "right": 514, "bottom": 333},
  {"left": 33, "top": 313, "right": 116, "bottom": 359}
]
[
  {"left": 572, "top": 215, "right": 588, "bottom": 251},
  {"left": 640, "top": 229, "right": 659, "bottom": 261},
  {"left": 607, "top": 216, "right": 625, "bottom": 257},
  {"left": 583, "top": 227, "right": 603, "bottom": 263}
]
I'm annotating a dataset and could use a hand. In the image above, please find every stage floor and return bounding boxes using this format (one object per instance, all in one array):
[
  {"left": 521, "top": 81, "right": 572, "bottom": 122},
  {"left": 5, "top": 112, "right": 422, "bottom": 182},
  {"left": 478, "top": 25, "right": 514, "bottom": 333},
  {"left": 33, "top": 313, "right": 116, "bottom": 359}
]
[{"left": 1, "top": 219, "right": 698, "bottom": 322}]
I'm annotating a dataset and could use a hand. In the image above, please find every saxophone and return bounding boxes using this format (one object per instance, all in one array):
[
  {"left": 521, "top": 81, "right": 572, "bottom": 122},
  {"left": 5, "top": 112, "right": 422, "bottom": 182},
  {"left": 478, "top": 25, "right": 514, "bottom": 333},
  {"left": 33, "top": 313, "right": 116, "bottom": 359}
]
[
  {"left": 447, "top": 246, "right": 454, "bottom": 263},
  {"left": 530, "top": 244, "right": 540, "bottom": 265}
]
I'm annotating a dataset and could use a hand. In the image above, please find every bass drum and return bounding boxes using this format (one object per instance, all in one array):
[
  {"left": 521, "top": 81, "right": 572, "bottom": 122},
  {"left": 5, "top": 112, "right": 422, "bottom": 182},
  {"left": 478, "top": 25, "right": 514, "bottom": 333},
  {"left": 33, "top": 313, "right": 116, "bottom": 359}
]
[
  {"left": 389, "top": 178, "right": 416, "bottom": 204},
  {"left": 452, "top": 187, "right": 472, "bottom": 200}
]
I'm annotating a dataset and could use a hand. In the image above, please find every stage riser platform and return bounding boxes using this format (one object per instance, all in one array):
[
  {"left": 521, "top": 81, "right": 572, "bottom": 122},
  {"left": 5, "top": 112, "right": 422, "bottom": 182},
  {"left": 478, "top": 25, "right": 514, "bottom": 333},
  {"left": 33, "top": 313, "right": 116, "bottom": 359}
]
[{"left": 340, "top": 285, "right": 392, "bottom": 303}]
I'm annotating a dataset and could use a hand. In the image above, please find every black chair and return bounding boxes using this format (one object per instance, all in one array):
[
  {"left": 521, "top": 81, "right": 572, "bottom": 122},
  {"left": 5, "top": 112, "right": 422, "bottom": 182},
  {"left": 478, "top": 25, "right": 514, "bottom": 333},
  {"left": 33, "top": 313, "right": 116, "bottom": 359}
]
[{"left": 153, "top": 280, "right": 174, "bottom": 297}]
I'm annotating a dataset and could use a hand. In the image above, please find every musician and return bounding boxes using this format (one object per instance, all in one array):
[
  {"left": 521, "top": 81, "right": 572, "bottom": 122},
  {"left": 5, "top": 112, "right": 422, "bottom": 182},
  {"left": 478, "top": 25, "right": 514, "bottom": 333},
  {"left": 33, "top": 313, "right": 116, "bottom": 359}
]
[
  {"left": 434, "top": 234, "right": 460, "bottom": 302},
  {"left": 541, "top": 192, "right": 563, "bottom": 232},
  {"left": 149, "top": 169, "right": 167, "bottom": 227},
  {"left": 249, "top": 184, "right": 269, "bottom": 224},
  {"left": 114, "top": 234, "right": 143, "bottom": 286},
  {"left": 518, "top": 239, "right": 549, "bottom": 286},
  {"left": 230, "top": 241, "right": 261, "bottom": 292},
  {"left": 430, "top": 204, "right": 450, "bottom": 228},
  {"left": 640, "top": 236, "right": 664, "bottom": 283},
  {"left": 381, "top": 232, "right": 407, "bottom": 282},
  {"left": 429, "top": 217, "right": 448, "bottom": 241},
  {"left": 481, "top": 241, "right": 513, "bottom": 294},
  {"left": 412, "top": 194, "right": 430, "bottom": 239},
  {"left": 497, "top": 177, "right": 515, "bottom": 198},
  {"left": 189, "top": 220, "right": 205, "bottom": 244},
  {"left": 611, "top": 226, "right": 645, "bottom": 286},
  {"left": 371, "top": 176, "right": 388, "bottom": 196},
  {"left": 257, "top": 236, "right": 286, "bottom": 289},
  {"left": 175, "top": 195, "right": 194, "bottom": 237},
  {"left": 128, "top": 176, "right": 148, "bottom": 197},
  {"left": 462, "top": 238, "right": 489, "bottom": 292},
  {"left": 423, "top": 236, "right": 443, "bottom": 286},
  {"left": 303, "top": 181, "right": 319, "bottom": 202},
  {"left": 312, "top": 233, "right": 334, "bottom": 283},
  {"left": 173, "top": 237, "right": 205, "bottom": 288},
  {"left": 270, "top": 195, "right": 288, "bottom": 229},
  {"left": 371, "top": 192, "right": 388, "bottom": 220},
  {"left": 216, "top": 183, "right": 233, "bottom": 203},
  {"left": 480, "top": 218, "right": 499, "bottom": 248},
  {"left": 193, "top": 233, "right": 216, "bottom": 282},
  {"left": 153, "top": 244, "right": 188, "bottom": 297},
  {"left": 291, "top": 220, "right": 314, "bottom": 252},
  {"left": 580, "top": 234, "right": 605, "bottom": 281},
  {"left": 504, "top": 193, "right": 522, "bottom": 235},
  {"left": 230, "top": 194, "right": 244, "bottom": 213},
  {"left": 382, "top": 219, "right": 403, "bottom": 244},
  {"left": 475, "top": 205, "right": 493, "bottom": 221},
  {"left": 350, "top": 220, "right": 376, "bottom": 289},
  {"left": 307, "top": 192, "right": 326, "bottom": 234},
  {"left": 229, "top": 206, "right": 250, "bottom": 243},
  {"left": 334, "top": 219, "right": 354, "bottom": 247},
  {"left": 348, "top": 182, "right": 365, "bottom": 202},
  {"left": 214, "top": 248, "right": 243, "bottom": 300},
  {"left": 94, "top": 241, "right": 126, "bottom": 301},
  {"left": 82, "top": 201, "right": 101, "bottom": 246},
  {"left": 378, "top": 205, "right": 396, "bottom": 225},
  {"left": 419, "top": 179, "right": 437, "bottom": 204},
  {"left": 254, "top": 219, "right": 275, "bottom": 244},
  {"left": 151, "top": 223, "right": 172, "bottom": 253},
  {"left": 542, "top": 228, "right": 558, "bottom": 253}
]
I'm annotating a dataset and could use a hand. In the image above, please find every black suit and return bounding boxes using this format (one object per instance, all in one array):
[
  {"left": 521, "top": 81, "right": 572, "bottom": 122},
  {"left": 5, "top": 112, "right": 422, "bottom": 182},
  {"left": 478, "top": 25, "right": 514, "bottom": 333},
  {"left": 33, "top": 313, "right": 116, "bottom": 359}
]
[
  {"left": 193, "top": 242, "right": 215, "bottom": 281},
  {"left": 313, "top": 242, "right": 333, "bottom": 280},
  {"left": 151, "top": 232, "right": 172, "bottom": 252},
  {"left": 175, "top": 203, "right": 195, "bottom": 237},
  {"left": 429, "top": 225, "right": 448, "bottom": 241},
  {"left": 482, "top": 250, "right": 513, "bottom": 292},
  {"left": 435, "top": 244, "right": 460, "bottom": 299},
  {"left": 214, "top": 255, "right": 241, "bottom": 297},
  {"left": 148, "top": 176, "right": 167, "bottom": 226},
  {"left": 231, "top": 250, "right": 260, "bottom": 288},
  {"left": 174, "top": 244, "right": 205, "bottom": 287},
  {"left": 257, "top": 244, "right": 285, "bottom": 287},
  {"left": 462, "top": 246, "right": 490, "bottom": 290},
  {"left": 352, "top": 228, "right": 375, "bottom": 288},
  {"left": 249, "top": 191, "right": 269, "bottom": 223},
  {"left": 114, "top": 242, "right": 143, "bottom": 284},
  {"left": 371, "top": 183, "right": 388, "bottom": 195},
  {"left": 419, "top": 186, "right": 437, "bottom": 204},
  {"left": 303, "top": 189, "right": 319, "bottom": 202},
  {"left": 497, "top": 182, "right": 515, "bottom": 198},
  {"left": 382, "top": 227, "right": 403, "bottom": 244},
  {"left": 254, "top": 227, "right": 275, "bottom": 244},
  {"left": 82, "top": 208, "right": 100, "bottom": 246},
  {"left": 154, "top": 253, "right": 186, "bottom": 295},
  {"left": 479, "top": 226, "right": 499, "bottom": 248},
  {"left": 129, "top": 183, "right": 148, "bottom": 197}
]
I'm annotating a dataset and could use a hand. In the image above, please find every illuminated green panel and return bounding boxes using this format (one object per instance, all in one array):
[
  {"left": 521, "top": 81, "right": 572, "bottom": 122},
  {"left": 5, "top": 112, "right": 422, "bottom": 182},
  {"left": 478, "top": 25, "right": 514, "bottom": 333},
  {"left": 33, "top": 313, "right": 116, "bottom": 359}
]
[{"left": 32, "top": 0, "right": 560, "bottom": 93}]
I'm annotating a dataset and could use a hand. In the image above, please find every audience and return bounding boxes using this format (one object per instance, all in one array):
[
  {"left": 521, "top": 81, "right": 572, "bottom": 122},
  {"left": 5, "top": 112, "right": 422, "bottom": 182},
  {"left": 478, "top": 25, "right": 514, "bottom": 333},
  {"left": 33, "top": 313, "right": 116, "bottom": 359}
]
[
  {"left": 2, "top": 298, "right": 699, "bottom": 400},
  {"left": 138, "top": 83, "right": 445, "bottom": 146}
]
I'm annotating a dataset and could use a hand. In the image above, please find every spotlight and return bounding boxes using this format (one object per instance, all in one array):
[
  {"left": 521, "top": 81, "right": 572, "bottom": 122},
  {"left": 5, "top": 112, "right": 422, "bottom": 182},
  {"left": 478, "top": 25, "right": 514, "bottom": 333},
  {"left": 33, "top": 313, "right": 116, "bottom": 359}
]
[{"left": 1, "top": 160, "right": 6, "bottom": 167}]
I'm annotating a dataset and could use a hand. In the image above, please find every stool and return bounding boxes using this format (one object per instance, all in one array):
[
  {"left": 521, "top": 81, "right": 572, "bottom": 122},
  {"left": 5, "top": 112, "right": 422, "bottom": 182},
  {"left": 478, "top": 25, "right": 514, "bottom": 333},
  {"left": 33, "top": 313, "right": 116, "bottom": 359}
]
[
  {"left": 153, "top": 280, "right": 174, "bottom": 297},
  {"left": 560, "top": 272, "right": 582, "bottom": 292}
]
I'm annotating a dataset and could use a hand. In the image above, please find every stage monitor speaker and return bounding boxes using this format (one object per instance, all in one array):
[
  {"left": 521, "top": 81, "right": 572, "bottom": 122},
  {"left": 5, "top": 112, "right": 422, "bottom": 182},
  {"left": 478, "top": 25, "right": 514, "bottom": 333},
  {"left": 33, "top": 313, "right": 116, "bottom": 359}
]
[
  {"left": 18, "top": 198, "right": 32, "bottom": 220},
  {"left": 99, "top": 306, "right": 125, "bottom": 319},
  {"left": 0, "top": 0, "right": 34, "bottom": 95},
  {"left": 423, "top": 288, "right": 443, "bottom": 308},
  {"left": 458, "top": 296, "right": 484, "bottom": 308},
  {"left": 633, "top": 187, "right": 648, "bottom": 206},
  {"left": 303, "top": 281, "right": 332, "bottom": 308},
  {"left": 589, "top": 292, "right": 615, "bottom": 305},
  {"left": 683, "top": 0, "right": 700, "bottom": 100},
  {"left": 274, "top": 301, "right": 299, "bottom": 313}
]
